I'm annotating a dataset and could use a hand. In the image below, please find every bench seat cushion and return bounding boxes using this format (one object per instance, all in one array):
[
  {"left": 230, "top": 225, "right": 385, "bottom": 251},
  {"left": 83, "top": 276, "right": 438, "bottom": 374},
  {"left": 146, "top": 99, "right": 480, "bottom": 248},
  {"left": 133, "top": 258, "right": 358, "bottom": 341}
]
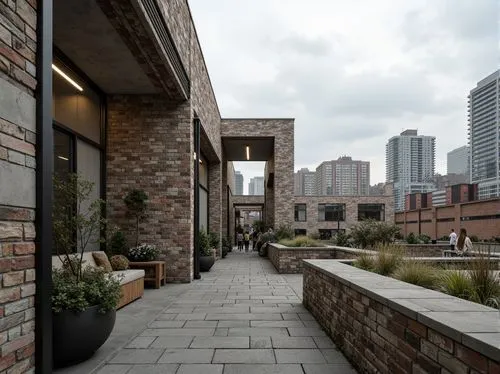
[{"left": 112, "top": 269, "right": 145, "bottom": 285}]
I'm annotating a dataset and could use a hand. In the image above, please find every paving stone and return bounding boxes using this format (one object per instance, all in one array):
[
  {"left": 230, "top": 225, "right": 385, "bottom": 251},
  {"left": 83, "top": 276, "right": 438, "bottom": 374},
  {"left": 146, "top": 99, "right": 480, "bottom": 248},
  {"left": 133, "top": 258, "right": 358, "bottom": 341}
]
[
  {"left": 206, "top": 313, "right": 283, "bottom": 321},
  {"left": 251, "top": 320, "right": 304, "bottom": 328},
  {"left": 282, "top": 313, "right": 300, "bottom": 320},
  {"left": 127, "top": 364, "right": 179, "bottom": 374},
  {"left": 184, "top": 320, "right": 218, "bottom": 328},
  {"left": 298, "top": 313, "right": 315, "bottom": 321},
  {"left": 212, "top": 349, "right": 275, "bottom": 363},
  {"left": 227, "top": 327, "right": 289, "bottom": 337},
  {"left": 250, "top": 336, "right": 272, "bottom": 349},
  {"left": 303, "top": 320, "right": 321, "bottom": 328},
  {"left": 150, "top": 337, "right": 194, "bottom": 348},
  {"left": 287, "top": 328, "right": 327, "bottom": 337},
  {"left": 148, "top": 321, "right": 185, "bottom": 328},
  {"left": 175, "top": 313, "right": 207, "bottom": 320},
  {"left": 176, "top": 364, "right": 223, "bottom": 374},
  {"left": 303, "top": 364, "right": 358, "bottom": 374},
  {"left": 157, "top": 349, "right": 214, "bottom": 363},
  {"left": 95, "top": 365, "right": 132, "bottom": 374},
  {"left": 320, "top": 349, "right": 350, "bottom": 363},
  {"left": 141, "top": 328, "right": 215, "bottom": 336},
  {"left": 223, "top": 364, "right": 304, "bottom": 374},
  {"left": 272, "top": 336, "right": 317, "bottom": 348},
  {"left": 190, "top": 336, "right": 249, "bottom": 348},
  {"left": 313, "top": 337, "right": 336, "bottom": 349},
  {"left": 156, "top": 314, "right": 178, "bottom": 321},
  {"left": 214, "top": 328, "right": 229, "bottom": 336},
  {"left": 275, "top": 349, "right": 326, "bottom": 363},
  {"left": 218, "top": 320, "right": 250, "bottom": 328},
  {"left": 126, "top": 336, "right": 156, "bottom": 349},
  {"left": 109, "top": 349, "right": 165, "bottom": 364}
]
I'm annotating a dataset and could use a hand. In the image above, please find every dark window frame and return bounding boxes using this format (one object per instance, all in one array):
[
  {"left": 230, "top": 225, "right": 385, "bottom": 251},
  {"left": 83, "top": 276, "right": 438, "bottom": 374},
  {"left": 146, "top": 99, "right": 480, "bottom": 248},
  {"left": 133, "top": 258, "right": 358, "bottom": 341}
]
[
  {"left": 357, "top": 203, "right": 385, "bottom": 221},
  {"left": 294, "top": 204, "right": 307, "bottom": 222},
  {"left": 318, "top": 203, "right": 345, "bottom": 222}
]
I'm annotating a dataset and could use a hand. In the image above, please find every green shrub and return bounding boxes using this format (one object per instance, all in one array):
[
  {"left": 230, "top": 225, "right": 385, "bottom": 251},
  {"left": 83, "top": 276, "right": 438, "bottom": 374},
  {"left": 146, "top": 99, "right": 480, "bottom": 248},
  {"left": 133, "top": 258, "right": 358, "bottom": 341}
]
[
  {"left": 274, "top": 225, "right": 294, "bottom": 241},
  {"left": 394, "top": 260, "right": 439, "bottom": 288},
  {"left": 198, "top": 230, "right": 212, "bottom": 256},
  {"left": 279, "top": 236, "right": 322, "bottom": 247},
  {"left": 334, "top": 231, "right": 350, "bottom": 247},
  {"left": 308, "top": 231, "right": 321, "bottom": 240},
  {"left": 373, "top": 244, "right": 403, "bottom": 276},
  {"left": 439, "top": 270, "right": 473, "bottom": 299},
  {"left": 108, "top": 231, "right": 128, "bottom": 256},
  {"left": 418, "top": 234, "right": 431, "bottom": 244},
  {"left": 469, "top": 235, "right": 479, "bottom": 242},
  {"left": 123, "top": 189, "right": 148, "bottom": 247},
  {"left": 349, "top": 220, "right": 400, "bottom": 248},
  {"left": 353, "top": 252, "right": 375, "bottom": 271},
  {"left": 466, "top": 253, "right": 500, "bottom": 304},
  {"left": 128, "top": 244, "right": 160, "bottom": 261},
  {"left": 109, "top": 255, "right": 129, "bottom": 271},
  {"left": 52, "top": 264, "right": 121, "bottom": 314},
  {"left": 209, "top": 231, "right": 220, "bottom": 249},
  {"left": 405, "top": 232, "right": 418, "bottom": 244}
]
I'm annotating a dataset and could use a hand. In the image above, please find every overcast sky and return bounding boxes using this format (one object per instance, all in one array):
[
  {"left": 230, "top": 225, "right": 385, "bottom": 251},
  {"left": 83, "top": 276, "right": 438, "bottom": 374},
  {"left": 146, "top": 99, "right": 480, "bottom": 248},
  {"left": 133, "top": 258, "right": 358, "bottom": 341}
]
[{"left": 189, "top": 0, "right": 499, "bottom": 192}]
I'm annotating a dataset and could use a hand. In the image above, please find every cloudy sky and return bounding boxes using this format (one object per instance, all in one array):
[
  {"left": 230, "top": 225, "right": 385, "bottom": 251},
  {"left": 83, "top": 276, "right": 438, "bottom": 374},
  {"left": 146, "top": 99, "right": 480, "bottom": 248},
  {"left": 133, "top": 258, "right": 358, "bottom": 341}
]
[{"left": 189, "top": 0, "right": 499, "bottom": 192}]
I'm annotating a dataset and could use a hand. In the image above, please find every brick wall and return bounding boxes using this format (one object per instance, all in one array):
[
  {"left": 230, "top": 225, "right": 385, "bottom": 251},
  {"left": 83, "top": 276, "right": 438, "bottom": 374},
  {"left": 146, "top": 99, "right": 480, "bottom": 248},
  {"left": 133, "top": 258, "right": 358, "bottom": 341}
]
[
  {"left": 293, "top": 195, "right": 394, "bottom": 235},
  {"left": 0, "top": 0, "right": 37, "bottom": 372},
  {"left": 106, "top": 95, "right": 194, "bottom": 282},
  {"left": 303, "top": 261, "right": 500, "bottom": 374},
  {"left": 268, "top": 244, "right": 337, "bottom": 273}
]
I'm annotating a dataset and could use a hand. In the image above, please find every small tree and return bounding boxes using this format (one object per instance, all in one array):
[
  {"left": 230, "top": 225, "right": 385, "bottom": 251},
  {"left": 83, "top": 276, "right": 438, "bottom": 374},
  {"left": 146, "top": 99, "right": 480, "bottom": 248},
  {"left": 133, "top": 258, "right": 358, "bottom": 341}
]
[
  {"left": 53, "top": 173, "right": 106, "bottom": 281},
  {"left": 123, "top": 189, "right": 148, "bottom": 247},
  {"left": 350, "top": 220, "right": 401, "bottom": 249}
]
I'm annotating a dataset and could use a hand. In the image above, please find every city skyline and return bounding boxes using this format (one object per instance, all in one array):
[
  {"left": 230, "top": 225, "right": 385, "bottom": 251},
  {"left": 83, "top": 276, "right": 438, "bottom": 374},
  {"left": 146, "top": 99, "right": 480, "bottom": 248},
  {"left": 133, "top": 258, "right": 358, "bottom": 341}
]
[{"left": 190, "top": 0, "right": 497, "bottom": 185}]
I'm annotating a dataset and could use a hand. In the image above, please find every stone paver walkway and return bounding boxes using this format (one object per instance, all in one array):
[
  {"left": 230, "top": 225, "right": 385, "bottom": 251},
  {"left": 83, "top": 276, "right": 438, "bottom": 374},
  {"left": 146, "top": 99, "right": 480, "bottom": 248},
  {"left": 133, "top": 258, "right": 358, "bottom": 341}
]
[{"left": 95, "top": 251, "right": 357, "bottom": 374}]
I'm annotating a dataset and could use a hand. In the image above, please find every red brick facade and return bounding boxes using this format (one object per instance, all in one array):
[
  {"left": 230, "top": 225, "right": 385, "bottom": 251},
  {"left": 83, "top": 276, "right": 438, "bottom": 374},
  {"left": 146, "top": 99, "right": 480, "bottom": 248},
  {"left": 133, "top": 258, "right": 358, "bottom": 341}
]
[{"left": 0, "top": 0, "right": 37, "bottom": 371}]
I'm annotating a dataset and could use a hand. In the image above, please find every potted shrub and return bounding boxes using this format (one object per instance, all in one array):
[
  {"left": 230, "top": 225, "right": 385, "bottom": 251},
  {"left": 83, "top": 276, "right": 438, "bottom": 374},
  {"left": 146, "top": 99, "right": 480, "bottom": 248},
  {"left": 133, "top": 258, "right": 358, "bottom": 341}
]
[
  {"left": 127, "top": 244, "right": 160, "bottom": 262},
  {"left": 199, "top": 230, "right": 215, "bottom": 271},
  {"left": 209, "top": 231, "right": 220, "bottom": 258},
  {"left": 52, "top": 174, "right": 121, "bottom": 368}
]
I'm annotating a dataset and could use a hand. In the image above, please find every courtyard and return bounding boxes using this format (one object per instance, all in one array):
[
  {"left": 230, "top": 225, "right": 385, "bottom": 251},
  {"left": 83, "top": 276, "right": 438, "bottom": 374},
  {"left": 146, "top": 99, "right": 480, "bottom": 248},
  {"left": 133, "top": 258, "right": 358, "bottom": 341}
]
[{"left": 57, "top": 251, "right": 356, "bottom": 374}]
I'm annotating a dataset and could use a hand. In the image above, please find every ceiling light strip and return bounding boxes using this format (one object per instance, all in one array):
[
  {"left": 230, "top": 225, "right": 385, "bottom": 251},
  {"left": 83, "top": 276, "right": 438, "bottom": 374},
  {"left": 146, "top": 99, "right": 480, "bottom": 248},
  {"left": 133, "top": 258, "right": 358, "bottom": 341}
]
[
  {"left": 52, "top": 64, "right": 84, "bottom": 92},
  {"left": 246, "top": 146, "right": 250, "bottom": 161}
]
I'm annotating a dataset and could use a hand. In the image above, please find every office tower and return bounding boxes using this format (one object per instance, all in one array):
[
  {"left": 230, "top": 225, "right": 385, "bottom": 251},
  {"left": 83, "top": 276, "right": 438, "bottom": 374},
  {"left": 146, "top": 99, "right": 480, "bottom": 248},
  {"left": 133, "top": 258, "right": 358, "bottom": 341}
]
[
  {"left": 235, "top": 171, "right": 244, "bottom": 195},
  {"left": 469, "top": 70, "right": 500, "bottom": 199},
  {"left": 294, "top": 168, "right": 316, "bottom": 195},
  {"left": 315, "top": 157, "right": 370, "bottom": 196},
  {"left": 386, "top": 129, "right": 436, "bottom": 211},
  {"left": 447, "top": 146, "right": 470, "bottom": 177},
  {"left": 248, "top": 176, "right": 265, "bottom": 195}
]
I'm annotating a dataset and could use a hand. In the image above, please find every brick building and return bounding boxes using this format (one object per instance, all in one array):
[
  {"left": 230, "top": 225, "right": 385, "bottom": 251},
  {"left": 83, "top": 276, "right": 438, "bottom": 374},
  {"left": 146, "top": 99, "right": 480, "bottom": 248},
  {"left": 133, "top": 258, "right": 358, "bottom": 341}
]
[
  {"left": 293, "top": 195, "right": 394, "bottom": 239},
  {"left": 0, "top": 1, "right": 295, "bottom": 371}
]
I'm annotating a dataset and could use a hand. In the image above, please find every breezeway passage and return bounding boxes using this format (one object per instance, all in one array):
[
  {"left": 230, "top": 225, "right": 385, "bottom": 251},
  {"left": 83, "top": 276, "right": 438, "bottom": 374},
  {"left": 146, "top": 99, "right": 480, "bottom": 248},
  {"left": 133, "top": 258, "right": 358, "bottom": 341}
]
[{"left": 93, "top": 251, "right": 357, "bottom": 374}]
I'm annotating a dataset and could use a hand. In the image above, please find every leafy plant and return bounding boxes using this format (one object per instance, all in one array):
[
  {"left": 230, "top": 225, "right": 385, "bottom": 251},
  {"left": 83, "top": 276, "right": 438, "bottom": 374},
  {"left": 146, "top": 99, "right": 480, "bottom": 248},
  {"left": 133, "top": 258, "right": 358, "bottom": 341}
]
[
  {"left": 52, "top": 265, "right": 121, "bottom": 314},
  {"left": 394, "top": 260, "right": 439, "bottom": 288},
  {"left": 199, "top": 230, "right": 212, "bottom": 256},
  {"left": 252, "top": 220, "right": 266, "bottom": 234},
  {"left": 353, "top": 252, "right": 375, "bottom": 271},
  {"left": 439, "top": 270, "right": 473, "bottom": 299},
  {"left": 128, "top": 244, "right": 159, "bottom": 262},
  {"left": 406, "top": 232, "right": 418, "bottom": 244},
  {"left": 279, "top": 236, "right": 322, "bottom": 247},
  {"left": 123, "top": 189, "right": 148, "bottom": 247},
  {"left": 349, "top": 220, "right": 400, "bottom": 248},
  {"left": 469, "top": 235, "right": 479, "bottom": 243},
  {"left": 275, "top": 224, "right": 294, "bottom": 241},
  {"left": 373, "top": 244, "right": 403, "bottom": 276},
  {"left": 53, "top": 173, "right": 106, "bottom": 282},
  {"left": 308, "top": 231, "right": 321, "bottom": 240},
  {"left": 108, "top": 230, "right": 128, "bottom": 256},
  {"left": 334, "top": 231, "right": 350, "bottom": 247},
  {"left": 109, "top": 255, "right": 129, "bottom": 271},
  {"left": 209, "top": 231, "right": 220, "bottom": 249},
  {"left": 418, "top": 234, "right": 431, "bottom": 244}
]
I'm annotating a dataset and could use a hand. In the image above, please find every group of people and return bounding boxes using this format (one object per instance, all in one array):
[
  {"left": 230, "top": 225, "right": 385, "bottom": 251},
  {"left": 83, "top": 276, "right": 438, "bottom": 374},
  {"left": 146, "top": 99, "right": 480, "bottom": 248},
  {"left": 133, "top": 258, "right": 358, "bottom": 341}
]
[
  {"left": 236, "top": 230, "right": 258, "bottom": 252},
  {"left": 448, "top": 228, "right": 473, "bottom": 256}
]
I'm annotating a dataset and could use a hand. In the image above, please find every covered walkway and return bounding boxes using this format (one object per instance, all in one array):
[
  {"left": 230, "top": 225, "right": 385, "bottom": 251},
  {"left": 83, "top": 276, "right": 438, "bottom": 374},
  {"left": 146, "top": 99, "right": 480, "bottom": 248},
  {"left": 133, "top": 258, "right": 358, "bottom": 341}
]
[{"left": 64, "top": 252, "right": 357, "bottom": 374}]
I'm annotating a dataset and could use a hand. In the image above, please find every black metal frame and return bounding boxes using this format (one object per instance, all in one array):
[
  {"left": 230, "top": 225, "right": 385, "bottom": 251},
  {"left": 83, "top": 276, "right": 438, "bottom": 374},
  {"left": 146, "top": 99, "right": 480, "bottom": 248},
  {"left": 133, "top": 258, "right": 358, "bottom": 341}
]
[
  {"left": 193, "top": 118, "right": 201, "bottom": 279},
  {"left": 35, "top": 0, "right": 53, "bottom": 372}
]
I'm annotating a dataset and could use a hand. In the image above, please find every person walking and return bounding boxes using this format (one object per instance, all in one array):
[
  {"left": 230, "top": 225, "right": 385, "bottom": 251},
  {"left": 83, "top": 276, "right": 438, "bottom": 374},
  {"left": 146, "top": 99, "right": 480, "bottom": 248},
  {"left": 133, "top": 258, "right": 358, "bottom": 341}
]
[
  {"left": 449, "top": 228, "right": 457, "bottom": 251},
  {"left": 237, "top": 232, "right": 243, "bottom": 251},
  {"left": 244, "top": 231, "right": 250, "bottom": 252},
  {"left": 455, "top": 228, "right": 473, "bottom": 256}
]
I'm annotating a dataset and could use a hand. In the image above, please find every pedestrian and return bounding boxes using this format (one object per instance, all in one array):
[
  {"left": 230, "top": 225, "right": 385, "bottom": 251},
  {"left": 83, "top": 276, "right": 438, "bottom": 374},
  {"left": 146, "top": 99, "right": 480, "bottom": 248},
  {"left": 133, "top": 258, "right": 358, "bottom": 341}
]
[
  {"left": 237, "top": 232, "right": 243, "bottom": 251},
  {"left": 251, "top": 230, "right": 258, "bottom": 251},
  {"left": 449, "top": 228, "right": 457, "bottom": 251},
  {"left": 455, "top": 228, "right": 473, "bottom": 256},
  {"left": 244, "top": 231, "right": 250, "bottom": 252}
]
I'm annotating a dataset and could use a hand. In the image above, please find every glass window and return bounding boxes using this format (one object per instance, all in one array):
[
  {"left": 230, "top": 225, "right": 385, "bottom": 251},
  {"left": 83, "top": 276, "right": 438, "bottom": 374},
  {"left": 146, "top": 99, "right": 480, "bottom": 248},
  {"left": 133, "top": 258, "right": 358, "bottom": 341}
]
[
  {"left": 358, "top": 204, "right": 385, "bottom": 221},
  {"left": 294, "top": 204, "right": 306, "bottom": 222},
  {"left": 54, "top": 129, "right": 72, "bottom": 178},
  {"left": 318, "top": 204, "right": 345, "bottom": 221},
  {"left": 199, "top": 154, "right": 208, "bottom": 188},
  {"left": 52, "top": 57, "right": 102, "bottom": 144},
  {"left": 295, "top": 229, "right": 307, "bottom": 236},
  {"left": 199, "top": 187, "right": 208, "bottom": 232}
]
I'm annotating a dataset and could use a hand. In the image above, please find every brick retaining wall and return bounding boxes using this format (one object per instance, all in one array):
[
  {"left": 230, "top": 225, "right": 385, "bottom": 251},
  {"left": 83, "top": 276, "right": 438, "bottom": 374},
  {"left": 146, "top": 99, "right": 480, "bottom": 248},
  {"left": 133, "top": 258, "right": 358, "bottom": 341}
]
[{"left": 303, "top": 260, "right": 500, "bottom": 374}]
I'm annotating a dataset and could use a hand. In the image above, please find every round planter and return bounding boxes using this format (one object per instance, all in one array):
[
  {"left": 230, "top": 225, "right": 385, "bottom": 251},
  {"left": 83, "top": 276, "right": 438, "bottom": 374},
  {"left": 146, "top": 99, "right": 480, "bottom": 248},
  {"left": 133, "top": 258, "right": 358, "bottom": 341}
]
[
  {"left": 53, "top": 305, "right": 116, "bottom": 368},
  {"left": 199, "top": 256, "right": 215, "bottom": 272}
]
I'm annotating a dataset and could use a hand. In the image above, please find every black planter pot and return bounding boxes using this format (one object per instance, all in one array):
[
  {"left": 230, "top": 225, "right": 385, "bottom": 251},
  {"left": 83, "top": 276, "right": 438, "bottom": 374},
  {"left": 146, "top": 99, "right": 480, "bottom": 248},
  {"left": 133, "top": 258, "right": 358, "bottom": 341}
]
[
  {"left": 53, "top": 305, "right": 116, "bottom": 368},
  {"left": 199, "top": 256, "right": 215, "bottom": 272}
]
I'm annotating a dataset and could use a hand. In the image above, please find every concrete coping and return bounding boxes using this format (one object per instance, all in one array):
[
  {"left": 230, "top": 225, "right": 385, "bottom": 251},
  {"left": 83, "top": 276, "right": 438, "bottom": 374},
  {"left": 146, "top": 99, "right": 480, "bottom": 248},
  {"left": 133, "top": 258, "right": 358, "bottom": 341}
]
[{"left": 303, "top": 259, "right": 500, "bottom": 361}]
